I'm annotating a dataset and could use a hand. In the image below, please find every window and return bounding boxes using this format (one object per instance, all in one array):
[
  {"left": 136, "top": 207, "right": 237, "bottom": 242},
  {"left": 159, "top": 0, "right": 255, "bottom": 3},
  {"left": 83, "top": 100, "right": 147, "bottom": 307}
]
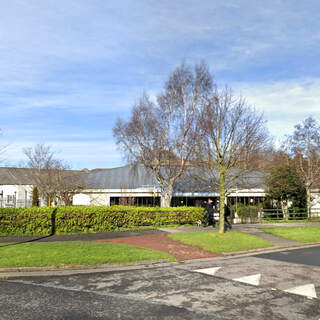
[{"left": 7, "top": 195, "right": 14, "bottom": 202}]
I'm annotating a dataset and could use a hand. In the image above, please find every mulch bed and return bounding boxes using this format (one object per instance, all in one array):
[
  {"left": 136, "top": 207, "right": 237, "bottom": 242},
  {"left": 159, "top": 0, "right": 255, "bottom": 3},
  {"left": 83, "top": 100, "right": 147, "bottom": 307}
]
[{"left": 94, "top": 234, "right": 217, "bottom": 261}]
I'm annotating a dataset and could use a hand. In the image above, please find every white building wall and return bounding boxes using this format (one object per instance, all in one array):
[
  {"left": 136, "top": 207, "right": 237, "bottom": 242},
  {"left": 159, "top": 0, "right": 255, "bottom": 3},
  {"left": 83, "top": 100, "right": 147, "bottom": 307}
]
[
  {"left": 0, "top": 185, "right": 33, "bottom": 207},
  {"left": 73, "top": 188, "right": 159, "bottom": 207},
  {"left": 311, "top": 190, "right": 320, "bottom": 217},
  {"left": 89, "top": 193, "right": 109, "bottom": 206},
  {"left": 72, "top": 193, "right": 91, "bottom": 206}
]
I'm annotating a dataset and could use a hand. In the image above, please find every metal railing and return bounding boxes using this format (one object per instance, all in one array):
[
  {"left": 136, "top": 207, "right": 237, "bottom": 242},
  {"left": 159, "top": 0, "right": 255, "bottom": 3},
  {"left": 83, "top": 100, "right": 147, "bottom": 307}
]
[
  {"left": 262, "top": 208, "right": 320, "bottom": 221},
  {"left": 0, "top": 199, "right": 32, "bottom": 208}
]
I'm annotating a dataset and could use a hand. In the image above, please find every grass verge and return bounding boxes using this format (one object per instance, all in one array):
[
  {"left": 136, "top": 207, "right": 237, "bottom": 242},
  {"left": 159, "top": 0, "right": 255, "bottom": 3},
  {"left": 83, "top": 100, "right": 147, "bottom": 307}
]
[
  {"left": 169, "top": 230, "right": 273, "bottom": 254},
  {"left": 262, "top": 226, "right": 320, "bottom": 243},
  {"left": 0, "top": 241, "right": 175, "bottom": 268},
  {"left": 262, "top": 218, "right": 320, "bottom": 224}
]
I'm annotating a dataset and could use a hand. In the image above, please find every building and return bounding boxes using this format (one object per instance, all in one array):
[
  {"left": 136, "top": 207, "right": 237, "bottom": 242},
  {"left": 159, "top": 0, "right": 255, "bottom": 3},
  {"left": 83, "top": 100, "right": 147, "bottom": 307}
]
[
  {"left": 76, "top": 164, "right": 267, "bottom": 208},
  {"left": 0, "top": 167, "right": 34, "bottom": 207},
  {"left": 0, "top": 165, "right": 319, "bottom": 214}
]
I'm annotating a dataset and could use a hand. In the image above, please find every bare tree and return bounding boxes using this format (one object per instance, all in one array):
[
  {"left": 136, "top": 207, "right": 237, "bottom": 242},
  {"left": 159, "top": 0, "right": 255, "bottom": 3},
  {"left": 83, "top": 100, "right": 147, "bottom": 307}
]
[
  {"left": 113, "top": 62, "right": 213, "bottom": 206},
  {"left": 54, "top": 169, "right": 84, "bottom": 206},
  {"left": 195, "top": 87, "right": 270, "bottom": 233},
  {"left": 23, "top": 143, "right": 83, "bottom": 206},
  {"left": 282, "top": 116, "right": 320, "bottom": 217}
]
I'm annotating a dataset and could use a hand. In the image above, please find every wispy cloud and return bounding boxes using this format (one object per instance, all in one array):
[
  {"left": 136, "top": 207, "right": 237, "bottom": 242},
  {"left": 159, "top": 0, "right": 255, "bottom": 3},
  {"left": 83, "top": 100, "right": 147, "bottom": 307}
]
[
  {"left": 1, "top": 0, "right": 320, "bottom": 168},
  {"left": 233, "top": 78, "right": 320, "bottom": 142}
]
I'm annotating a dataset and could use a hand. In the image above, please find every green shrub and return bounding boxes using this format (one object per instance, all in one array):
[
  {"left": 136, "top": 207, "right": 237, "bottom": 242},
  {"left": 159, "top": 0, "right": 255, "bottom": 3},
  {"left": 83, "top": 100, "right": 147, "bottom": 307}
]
[
  {"left": 0, "top": 206, "right": 203, "bottom": 236},
  {"left": 232, "top": 203, "right": 260, "bottom": 223},
  {"left": 32, "top": 186, "right": 40, "bottom": 207}
]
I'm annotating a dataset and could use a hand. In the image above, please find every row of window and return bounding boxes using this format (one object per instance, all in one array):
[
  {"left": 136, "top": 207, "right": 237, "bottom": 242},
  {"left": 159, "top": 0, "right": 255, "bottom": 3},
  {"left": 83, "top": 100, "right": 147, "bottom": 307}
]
[{"left": 110, "top": 196, "right": 265, "bottom": 207}]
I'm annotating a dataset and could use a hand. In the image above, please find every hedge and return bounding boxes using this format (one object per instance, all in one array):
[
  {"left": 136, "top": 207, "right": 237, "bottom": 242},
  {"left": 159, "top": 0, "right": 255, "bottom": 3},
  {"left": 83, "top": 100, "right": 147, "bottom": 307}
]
[
  {"left": 232, "top": 203, "right": 260, "bottom": 223},
  {"left": 0, "top": 206, "right": 204, "bottom": 236}
]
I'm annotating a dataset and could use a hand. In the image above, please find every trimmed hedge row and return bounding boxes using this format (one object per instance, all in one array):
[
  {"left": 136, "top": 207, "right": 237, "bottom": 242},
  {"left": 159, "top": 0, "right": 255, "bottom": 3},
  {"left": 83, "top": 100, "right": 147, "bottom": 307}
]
[{"left": 0, "top": 206, "right": 204, "bottom": 236}]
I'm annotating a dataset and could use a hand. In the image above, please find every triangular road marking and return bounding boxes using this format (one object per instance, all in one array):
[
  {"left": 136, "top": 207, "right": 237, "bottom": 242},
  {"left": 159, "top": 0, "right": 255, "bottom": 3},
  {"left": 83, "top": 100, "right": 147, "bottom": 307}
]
[
  {"left": 284, "top": 284, "right": 317, "bottom": 298},
  {"left": 233, "top": 274, "right": 261, "bottom": 286},
  {"left": 194, "top": 267, "right": 221, "bottom": 276}
]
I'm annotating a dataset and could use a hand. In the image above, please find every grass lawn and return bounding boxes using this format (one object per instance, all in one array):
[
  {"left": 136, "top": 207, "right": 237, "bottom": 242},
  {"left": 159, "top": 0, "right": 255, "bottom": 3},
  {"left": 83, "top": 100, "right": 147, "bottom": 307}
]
[
  {"left": 262, "top": 226, "right": 320, "bottom": 243},
  {"left": 169, "top": 230, "right": 273, "bottom": 254},
  {"left": 262, "top": 218, "right": 320, "bottom": 224},
  {"left": 0, "top": 241, "right": 175, "bottom": 268}
]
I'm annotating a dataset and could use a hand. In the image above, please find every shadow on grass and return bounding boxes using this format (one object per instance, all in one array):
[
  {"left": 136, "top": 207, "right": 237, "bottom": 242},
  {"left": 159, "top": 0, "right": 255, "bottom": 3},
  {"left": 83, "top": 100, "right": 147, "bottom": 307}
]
[{"left": 0, "top": 208, "right": 57, "bottom": 248}]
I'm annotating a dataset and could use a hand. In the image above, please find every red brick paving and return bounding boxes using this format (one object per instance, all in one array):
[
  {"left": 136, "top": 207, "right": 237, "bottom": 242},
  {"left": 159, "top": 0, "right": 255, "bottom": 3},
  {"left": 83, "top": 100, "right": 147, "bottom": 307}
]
[{"left": 94, "top": 233, "right": 217, "bottom": 261}]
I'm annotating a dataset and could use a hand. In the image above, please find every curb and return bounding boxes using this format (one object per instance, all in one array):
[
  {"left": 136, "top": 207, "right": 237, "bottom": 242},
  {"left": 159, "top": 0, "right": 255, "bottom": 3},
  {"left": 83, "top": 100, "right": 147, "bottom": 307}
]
[
  {"left": 219, "top": 242, "right": 320, "bottom": 259},
  {"left": 0, "top": 259, "right": 172, "bottom": 279}
]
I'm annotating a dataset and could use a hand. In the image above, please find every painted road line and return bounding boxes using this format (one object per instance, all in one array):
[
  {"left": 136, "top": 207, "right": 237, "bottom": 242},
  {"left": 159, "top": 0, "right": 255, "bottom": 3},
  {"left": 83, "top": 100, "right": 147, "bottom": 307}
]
[
  {"left": 233, "top": 274, "right": 261, "bottom": 286},
  {"left": 193, "top": 267, "right": 221, "bottom": 276},
  {"left": 284, "top": 284, "right": 317, "bottom": 298}
]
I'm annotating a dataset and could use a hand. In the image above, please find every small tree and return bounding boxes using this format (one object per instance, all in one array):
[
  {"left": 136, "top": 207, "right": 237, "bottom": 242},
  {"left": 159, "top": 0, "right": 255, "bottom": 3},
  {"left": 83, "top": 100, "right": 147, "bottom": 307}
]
[
  {"left": 195, "top": 87, "right": 270, "bottom": 234},
  {"left": 265, "top": 163, "right": 307, "bottom": 219},
  {"left": 24, "top": 143, "right": 83, "bottom": 206},
  {"left": 32, "top": 186, "right": 39, "bottom": 207}
]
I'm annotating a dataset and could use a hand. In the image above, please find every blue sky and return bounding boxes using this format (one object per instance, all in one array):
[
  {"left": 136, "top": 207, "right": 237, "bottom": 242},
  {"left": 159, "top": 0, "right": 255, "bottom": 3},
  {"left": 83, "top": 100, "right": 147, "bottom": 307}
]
[{"left": 2, "top": 0, "right": 320, "bottom": 169}]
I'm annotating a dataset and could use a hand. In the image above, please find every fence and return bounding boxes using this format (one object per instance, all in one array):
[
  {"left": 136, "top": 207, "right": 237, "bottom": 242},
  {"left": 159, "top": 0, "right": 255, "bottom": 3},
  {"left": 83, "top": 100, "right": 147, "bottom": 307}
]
[
  {"left": 262, "top": 208, "right": 320, "bottom": 221},
  {"left": 231, "top": 206, "right": 320, "bottom": 223}
]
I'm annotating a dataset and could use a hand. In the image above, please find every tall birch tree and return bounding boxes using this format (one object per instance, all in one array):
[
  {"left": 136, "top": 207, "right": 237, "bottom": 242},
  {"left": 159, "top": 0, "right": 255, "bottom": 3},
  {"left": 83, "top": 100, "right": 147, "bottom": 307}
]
[{"left": 113, "top": 62, "right": 213, "bottom": 206}]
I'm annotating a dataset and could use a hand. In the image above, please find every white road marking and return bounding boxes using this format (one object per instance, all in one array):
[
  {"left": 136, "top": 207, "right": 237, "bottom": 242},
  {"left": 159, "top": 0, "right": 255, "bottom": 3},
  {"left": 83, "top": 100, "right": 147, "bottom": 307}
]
[
  {"left": 284, "top": 284, "right": 317, "bottom": 298},
  {"left": 193, "top": 267, "right": 221, "bottom": 276},
  {"left": 193, "top": 262, "right": 319, "bottom": 300},
  {"left": 233, "top": 274, "right": 261, "bottom": 286}
]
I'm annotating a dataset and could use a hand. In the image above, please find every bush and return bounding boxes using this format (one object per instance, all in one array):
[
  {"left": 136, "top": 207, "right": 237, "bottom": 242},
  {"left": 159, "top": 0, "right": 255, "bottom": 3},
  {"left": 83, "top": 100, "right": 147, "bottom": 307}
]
[
  {"left": 232, "top": 203, "right": 260, "bottom": 223},
  {"left": 0, "top": 206, "right": 203, "bottom": 236},
  {"left": 32, "top": 186, "right": 40, "bottom": 207}
]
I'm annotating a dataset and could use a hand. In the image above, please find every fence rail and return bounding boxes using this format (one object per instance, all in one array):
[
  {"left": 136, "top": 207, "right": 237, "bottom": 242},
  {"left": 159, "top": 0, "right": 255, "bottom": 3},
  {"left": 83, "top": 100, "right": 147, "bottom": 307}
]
[
  {"left": 262, "top": 208, "right": 320, "bottom": 221},
  {"left": 0, "top": 199, "right": 32, "bottom": 208}
]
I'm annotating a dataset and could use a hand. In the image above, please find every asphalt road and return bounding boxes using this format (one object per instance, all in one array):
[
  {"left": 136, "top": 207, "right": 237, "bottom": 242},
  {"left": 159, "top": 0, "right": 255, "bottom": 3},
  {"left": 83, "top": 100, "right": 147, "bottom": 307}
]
[
  {"left": 254, "top": 245, "right": 320, "bottom": 267},
  {"left": 2, "top": 249, "right": 320, "bottom": 320}
]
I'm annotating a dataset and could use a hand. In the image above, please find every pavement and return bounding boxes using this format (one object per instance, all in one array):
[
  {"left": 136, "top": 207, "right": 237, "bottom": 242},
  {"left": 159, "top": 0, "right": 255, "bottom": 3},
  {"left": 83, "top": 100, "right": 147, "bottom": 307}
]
[
  {"left": 4, "top": 260, "right": 320, "bottom": 319},
  {"left": 1, "top": 222, "right": 320, "bottom": 278}
]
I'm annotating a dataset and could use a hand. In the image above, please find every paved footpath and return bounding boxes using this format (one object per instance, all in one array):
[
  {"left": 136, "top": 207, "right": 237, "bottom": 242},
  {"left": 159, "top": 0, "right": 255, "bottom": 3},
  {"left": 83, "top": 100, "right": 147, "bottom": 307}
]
[
  {"left": 2, "top": 221, "right": 320, "bottom": 245},
  {"left": 0, "top": 228, "right": 167, "bottom": 244},
  {"left": 234, "top": 222, "right": 320, "bottom": 248}
]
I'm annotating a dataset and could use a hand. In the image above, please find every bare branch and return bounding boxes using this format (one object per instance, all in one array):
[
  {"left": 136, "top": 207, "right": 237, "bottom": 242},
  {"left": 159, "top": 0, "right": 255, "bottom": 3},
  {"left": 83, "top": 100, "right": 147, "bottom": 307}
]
[
  {"left": 193, "top": 86, "right": 270, "bottom": 233},
  {"left": 113, "top": 62, "right": 213, "bottom": 206},
  {"left": 23, "top": 143, "right": 83, "bottom": 206}
]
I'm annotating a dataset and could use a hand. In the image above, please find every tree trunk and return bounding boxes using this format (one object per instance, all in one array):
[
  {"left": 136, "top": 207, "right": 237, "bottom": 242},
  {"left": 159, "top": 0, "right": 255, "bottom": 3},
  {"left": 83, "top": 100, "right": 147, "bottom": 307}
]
[
  {"left": 281, "top": 200, "right": 289, "bottom": 220},
  {"left": 218, "top": 168, "right": 226, "bottom": 234},
  {"left": 306, "top": 186, "right": 312, "bottom": 218},
  {"left": 161, "top": 185, "right": 173, "bottom": 207},
  {"left": 219, "top": 194, "right": 226, "bottom": 234}
]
